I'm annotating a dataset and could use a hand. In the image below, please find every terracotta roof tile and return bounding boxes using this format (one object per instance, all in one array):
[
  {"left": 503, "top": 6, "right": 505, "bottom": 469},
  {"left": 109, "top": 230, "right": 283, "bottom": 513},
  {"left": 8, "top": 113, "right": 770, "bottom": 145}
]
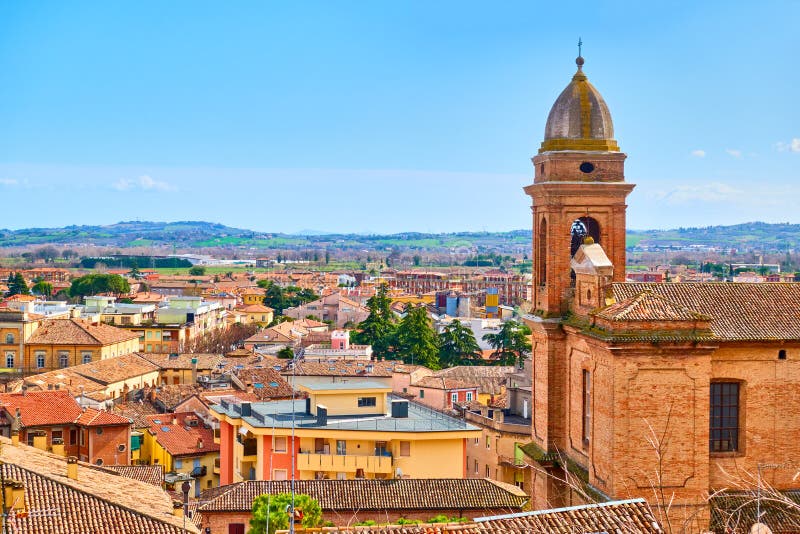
[
  {"left": 145, "top": 412, "right": 219, "bottom": 457},
  {"left": 288, "top": 360, "right": 396, "bottom": 378},
  {"left": 594, "top": 290, "right": 711, "bottom": 322},
  {"left": 0, "top": 437, "right": 196, "bottom": 533},
  {"left": 199, "top": 479, "right": 528, "bottom": 513},
  {"left": 104, "top": 464, "right": 165, "bottom": 487},
  {"left": 27, "top": 318, "right": 139, "bottom": 346},
  {"left": 138, "top": 352, "right": 223, "bottom": 371},
  {"left": 414, "top": 376, "right": 478, "bottom": 390},
  {"left": 0, "top": 391, "right": 83, "bottom": 427},
  {"left": 75, "top": 407, "right": 132, "bottom": 427},
  {"left": 613, "top": 282, "right": 800, "bottom": 341}
]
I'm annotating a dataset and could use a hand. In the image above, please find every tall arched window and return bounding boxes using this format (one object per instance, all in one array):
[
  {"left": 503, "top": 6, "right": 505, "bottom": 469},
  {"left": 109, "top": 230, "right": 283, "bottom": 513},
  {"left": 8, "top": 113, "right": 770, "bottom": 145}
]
[{"left": 536, "top": 218, "right": 548, "bottom": 286}]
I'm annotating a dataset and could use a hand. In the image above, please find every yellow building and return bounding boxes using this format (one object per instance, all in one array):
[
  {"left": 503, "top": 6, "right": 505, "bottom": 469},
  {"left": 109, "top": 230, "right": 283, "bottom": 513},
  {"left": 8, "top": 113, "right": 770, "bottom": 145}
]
[
  {"left": 23, "top": 318, "right": 140, "bottom": 372},
  {"left": 212, "top": 381, "right": 481, "bottom": 485},
  {"left": 241, "top": 288, "right": 266, "bottom": 306},
  {"left": 0, "top": 308, "right": 43, "bottom": 374},
  {"left": 234, "top": 304, "right": 274, "bottom": 327},
  {"left": 141, "top": 412, "right": 219, "bottom": 498}
]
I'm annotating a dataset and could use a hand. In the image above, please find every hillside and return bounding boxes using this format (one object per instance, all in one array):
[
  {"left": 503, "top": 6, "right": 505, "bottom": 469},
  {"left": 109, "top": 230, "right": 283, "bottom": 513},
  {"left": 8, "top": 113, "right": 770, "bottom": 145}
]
[{"left": 1, "top": 221, "right": 799, "bottom": 253}]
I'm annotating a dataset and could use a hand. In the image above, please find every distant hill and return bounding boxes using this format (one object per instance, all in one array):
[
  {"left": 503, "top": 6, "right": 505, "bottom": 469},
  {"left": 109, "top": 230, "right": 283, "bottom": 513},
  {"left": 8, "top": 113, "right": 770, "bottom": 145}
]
[{"left": 1, "top": 220, "right": 798, "bottom": 253}]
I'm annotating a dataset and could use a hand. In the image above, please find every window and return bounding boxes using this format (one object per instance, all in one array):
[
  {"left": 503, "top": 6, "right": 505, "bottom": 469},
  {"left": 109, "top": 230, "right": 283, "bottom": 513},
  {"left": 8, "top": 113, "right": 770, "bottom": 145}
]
[
  {"left": 80, "top": 430, "right": 86, "bottom": 446},
  {"left": 451, "top": 393, "right": 458, "bottom": 405},
  {"left": 36, "top": 353, "right": 45, "bottom": 369},
  {"left": 274, "top": 436, "right": 287, "bottom": 453},
  {"left": 5, "top": 334, "right": 13, "bottom": 344},
  {"left": 336, "top": 440, "right": 346, "bottom": 455},
  {"left": 779, "top": 349, "right": 787, "bottom": 360},
  {"left": 336, "top": 472, "right": 347, "bottom": 480},
  {"left": 59, "top": 352, "right": 69, "bottom": 368},
  {"left": 473, "top": 437, "right": 479, "bottom": 446},
  {"left": 273, "top": 469, "right": 288, "bottom": 481},
  {"left": 357, "top": 397, "right": 376, "bottom": 408},
  {"left": 82, "top": 352, "right": 92, "bottom": 364},
  {"left": 419, "top": 389, "right": 425, "bottom": 399},
  {"left": 485, "top": 465, "right": 490, "bottom": 477},
  {"left": 69, "top": 429, "right": 77, "bottom": 445},
  {"left": 96, "top": 428, "right": 103, "bottom": 435},
  {"left": 582, "top": 370, "right": 591, "bottom": 446},
  {"left": 51, "top": 430, "right": 63, "bottom": 445},
  {"left": 710, "top": 382, "right": 740, "bottom": 452},
  {"left": 474, "top": 459, "right": 478, "bottom": 474},
  {"left": 466, "top": 392, "right": 473, "bottom": 402},
  {"left": 175, "top": 459, "right": 183, "bottom": 469},
  {"left": 5, "top": 353, "right": 13, "bottom": 369},
  {"left": 95, "top": 458, "right": 103, "bottom": 466},
  {"left": 486, "top": 436, "right": 491, "bottom": 449},
  {"left": 374, "top": 441, "right": 388, "bottom": 456},
  {"left": 399, "top": 441, "right": 410, "bottom": 457}
]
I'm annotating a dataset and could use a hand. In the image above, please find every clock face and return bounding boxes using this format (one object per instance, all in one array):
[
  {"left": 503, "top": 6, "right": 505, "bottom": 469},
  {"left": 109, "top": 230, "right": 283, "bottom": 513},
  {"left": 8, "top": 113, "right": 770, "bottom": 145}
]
[{"left": 579, "top": 162, "right": 595, "bottom": 174}]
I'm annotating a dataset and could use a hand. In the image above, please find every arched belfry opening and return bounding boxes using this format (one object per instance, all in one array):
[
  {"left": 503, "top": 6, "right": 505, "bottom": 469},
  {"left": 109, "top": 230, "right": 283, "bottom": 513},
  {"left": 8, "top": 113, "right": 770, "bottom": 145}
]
[
  {"left": 570, "top": 217, "right": 600, "bottom": 257},
  {"left": 570, "top": 217, "right": 600, "bottom": 288},
  {"left": 537, "top": 218, "right": 548, "bottom": 285}
]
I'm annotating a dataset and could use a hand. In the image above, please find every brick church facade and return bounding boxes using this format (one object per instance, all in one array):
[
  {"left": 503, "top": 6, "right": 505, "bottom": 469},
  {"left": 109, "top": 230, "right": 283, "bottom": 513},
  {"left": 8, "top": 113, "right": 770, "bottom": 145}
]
[{"left": 519, "top": 54, "right": 800, "bottom": 532}]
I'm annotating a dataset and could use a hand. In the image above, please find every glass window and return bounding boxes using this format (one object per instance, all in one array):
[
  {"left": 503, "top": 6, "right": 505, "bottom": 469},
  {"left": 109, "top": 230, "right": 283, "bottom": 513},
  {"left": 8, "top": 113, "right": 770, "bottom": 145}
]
[
  {"left": 5, "top": 334, "right": 13, "bottom": 344},
  {"left": 419, "top": 389, "right": 425, "bottom": 399},
  {"left": 451, "top": 392, "right": 458, "bottom": 404},
  {"left": 5, "top": 353, "right": 13, "bottom": 368},
  {"left": 357, "top": 397, "right": 376, "bottom": 408},
  {"left": 175, "top": 459, "right": 183, "bottom": 469},
  {"left": 336, "top": 440, "right": 346, "bottom": 455},
  {"left": 36, "top": 353, "right": 45, "bottom": 369},
  {"left": 466, "top": 392, "right": 473, "bottom": 402},
  {"left": 59, "top": 352, "right": 69, "bottom": 368},
  {"left": 399, "top": 441, "right": 410, "bottom": 457},
  {"left": 82, "top": 352, "right": 92, "bottom": 364},
  {"left": 274, "top": 436, "right": 287, "bottom": 453},
  {"left": 710, "top": 382, "right": 740, "bottom": 452}
]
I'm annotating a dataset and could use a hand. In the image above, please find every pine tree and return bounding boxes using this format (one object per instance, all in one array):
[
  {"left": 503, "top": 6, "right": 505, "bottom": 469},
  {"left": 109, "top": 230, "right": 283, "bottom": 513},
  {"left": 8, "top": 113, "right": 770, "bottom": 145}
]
[
  {"left": 393, "top": 304, "right": 440, "bottom": 369},
  {"left": 482, "top": 320, "right": 532, "bottom": 367},
  {"left": 438, "top": 320, "right": 482, "bottom": 367},
  {"left": 7, "top": 273, "right": 30, "bottom": 296},
  {"left": 351, "top": 285, "right": 395, "bottom": 359}
]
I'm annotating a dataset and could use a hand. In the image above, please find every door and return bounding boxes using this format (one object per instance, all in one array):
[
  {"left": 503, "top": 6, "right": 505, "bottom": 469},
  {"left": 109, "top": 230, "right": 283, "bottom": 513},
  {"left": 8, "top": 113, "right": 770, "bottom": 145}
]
[{"left": 228, "top": 524, "right": 245, "bottom": 534}]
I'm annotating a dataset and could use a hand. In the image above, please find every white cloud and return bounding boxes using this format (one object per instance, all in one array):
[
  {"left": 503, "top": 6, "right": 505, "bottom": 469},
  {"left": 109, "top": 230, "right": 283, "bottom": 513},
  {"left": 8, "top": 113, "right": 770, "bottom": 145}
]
[
  {"left": 725, "top": 149, "right": 743, "bottom": 159},
  {"left": 651, "top": 182, "right": 742, "bottom": 205},
  {"left": 776, "top": 138, "right": 800, "bottom": 153},
  {"left": 113, "top": 175, "right": 176, "bottom": 192},
  {"left": 690, "top": 149, "right": 706, "bottom": 158},
  {"left": 0, "top": 179, "right": 18, "bottom": 186}
]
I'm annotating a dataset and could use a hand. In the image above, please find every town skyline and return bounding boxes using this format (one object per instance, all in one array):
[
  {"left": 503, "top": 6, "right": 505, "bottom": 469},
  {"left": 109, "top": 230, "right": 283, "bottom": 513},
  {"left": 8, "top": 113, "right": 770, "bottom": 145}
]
[{"left": 2, "top": 1, "right": 798, "bottom": 233}]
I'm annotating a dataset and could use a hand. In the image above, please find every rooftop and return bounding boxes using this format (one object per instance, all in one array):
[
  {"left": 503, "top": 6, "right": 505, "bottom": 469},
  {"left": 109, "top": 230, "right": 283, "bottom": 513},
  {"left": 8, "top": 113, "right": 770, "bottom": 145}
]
[
  {"left": 212, "top": 395, "right": 478, "bottom": 433},
  {"left": 199, "top": 478, "right": 528, "bottom": 513},
  {"left": 27, "top": 318, "right": 140, "bottom": 346}
]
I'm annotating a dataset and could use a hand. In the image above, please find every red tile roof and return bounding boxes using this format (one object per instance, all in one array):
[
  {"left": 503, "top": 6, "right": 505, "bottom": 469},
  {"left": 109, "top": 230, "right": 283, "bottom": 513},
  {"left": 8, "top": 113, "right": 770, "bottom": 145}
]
[
  {"left": 595, "top": 290, "right": 711, "bottom": 322},
  {"left": 27, "top": 318, "right": 139, "bottom": 346},
  {"left": 613, "top": 282, "right": 800, "bottom": 341},
  {"left": 146, "top": 412, "right": 219, "bottom": 457},
  {"left": 75, "top": 408, "right": 132, "bottom": 427},
  {"left": 0, "top": 391, "right": 83, "bottom": 427}
]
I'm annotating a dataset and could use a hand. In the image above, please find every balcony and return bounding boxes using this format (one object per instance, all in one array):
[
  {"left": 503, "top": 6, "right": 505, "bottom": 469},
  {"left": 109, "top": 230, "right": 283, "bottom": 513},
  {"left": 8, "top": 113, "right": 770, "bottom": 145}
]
[
  {"left": 213, "top": 458, "right": 220, "bottom": 475},
  {"left": 498, "top": 455, "right": 528, "bottom": 469},
  {"left": 297, "top": 453, "right": 392, "bottom": 474},
  {"left": 191, "top": 465, "right": 207, "bottom": 477}
]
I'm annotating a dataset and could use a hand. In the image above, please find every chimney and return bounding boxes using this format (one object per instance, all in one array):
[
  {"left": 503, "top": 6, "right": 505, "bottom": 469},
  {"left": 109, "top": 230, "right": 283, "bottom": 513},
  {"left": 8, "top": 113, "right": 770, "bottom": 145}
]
[
  {"left": 10, "top": 429, "right": 19, "bottom": 446},
  {"left": 66, "top": 456, "right": 78, "bottom": 480},
  {"left": 172, "top": 501, "right": 184, "bottom": 518},
  {"left": 191, "top": 357, "right": 198, "bottom": 384},
  {"left": 197, "top": 438, "right": 203, "bottom": 450},
  {"left": 3, "top": 480, "right": 25, "bottom": 512},
  {"left": 172, "top": 415, "right": 178, "bottom": 425}
]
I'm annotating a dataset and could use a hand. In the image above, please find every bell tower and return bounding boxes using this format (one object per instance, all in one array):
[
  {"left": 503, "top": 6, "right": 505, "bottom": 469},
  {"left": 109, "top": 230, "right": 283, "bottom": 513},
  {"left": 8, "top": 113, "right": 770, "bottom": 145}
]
[{"left": 525, "top": 53, "right": 635, "bottom": 316}]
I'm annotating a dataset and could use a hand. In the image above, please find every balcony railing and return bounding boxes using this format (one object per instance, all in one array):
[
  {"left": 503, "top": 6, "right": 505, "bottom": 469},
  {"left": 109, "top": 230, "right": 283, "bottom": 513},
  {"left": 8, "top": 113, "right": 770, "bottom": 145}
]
[
  {"left": 296, "top": 453, "right": 393, "bottom": 474},
  {"left": 498, "top": 455, "right": 528, "bottom": 468}
]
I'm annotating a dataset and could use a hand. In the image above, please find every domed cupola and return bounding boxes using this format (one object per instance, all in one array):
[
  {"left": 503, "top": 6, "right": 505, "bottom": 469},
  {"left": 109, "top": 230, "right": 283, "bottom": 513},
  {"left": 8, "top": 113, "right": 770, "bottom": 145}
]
[{"left": 540, "top": 54, "right": 619, "bottom": 153}]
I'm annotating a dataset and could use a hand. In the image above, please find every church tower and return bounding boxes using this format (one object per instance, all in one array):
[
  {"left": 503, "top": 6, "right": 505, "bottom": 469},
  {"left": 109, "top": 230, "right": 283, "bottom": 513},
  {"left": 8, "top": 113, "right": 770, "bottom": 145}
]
[{"left": 525, "top": 52, "right": 634, "bottom": 316}]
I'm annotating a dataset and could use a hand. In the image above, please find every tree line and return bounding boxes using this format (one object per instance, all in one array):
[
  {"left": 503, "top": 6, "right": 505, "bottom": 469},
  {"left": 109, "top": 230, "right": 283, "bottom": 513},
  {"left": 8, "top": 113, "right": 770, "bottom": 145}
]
[{"left": 351, "top": 286, "right": 530, "bottom": 370}]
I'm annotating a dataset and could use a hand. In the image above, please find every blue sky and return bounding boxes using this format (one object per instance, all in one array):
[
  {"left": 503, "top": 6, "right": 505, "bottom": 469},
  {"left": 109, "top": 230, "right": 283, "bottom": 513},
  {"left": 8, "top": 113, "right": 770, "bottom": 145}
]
[{"left": 0, "top": 1, "right": 798, "bottom": 234}]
